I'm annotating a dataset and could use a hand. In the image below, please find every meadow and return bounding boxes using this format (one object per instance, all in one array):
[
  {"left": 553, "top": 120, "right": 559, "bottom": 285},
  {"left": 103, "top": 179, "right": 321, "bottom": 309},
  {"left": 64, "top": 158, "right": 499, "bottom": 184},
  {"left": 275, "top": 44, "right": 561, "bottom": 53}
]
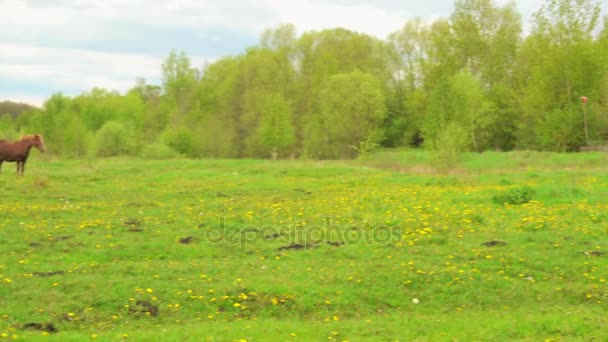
[{"left": 0, "top": 150, "right": 606, "bottom": 341}]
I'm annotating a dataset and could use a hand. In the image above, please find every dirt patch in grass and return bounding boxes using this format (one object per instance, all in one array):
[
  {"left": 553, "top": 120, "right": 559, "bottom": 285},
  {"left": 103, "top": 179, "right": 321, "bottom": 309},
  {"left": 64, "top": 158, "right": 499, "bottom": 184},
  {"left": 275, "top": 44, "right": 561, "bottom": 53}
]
[
  {"left": 265, "top": 232, "right": 288, "bottom": 240},
  {"left": 123, "top": 218, "right": 142, "bottom": 227},
  {"left": 482, "top": 240, "right": 509, "bottom": 247},
  {"left": 50, "top": 235, "right": 73, "bottom": 242},
  {"left": 178, "top": 236, "right": 196, "bottom": 244},
  {"left": 32, "top": 271, "right": 64, "bottom": 277},
  {"left": 278, "top": 243, "right": 316, "bottom": 251},
  {"left": 22, "top": 322, "right": 57, "bottom": 333},
  {"left": 326, "top": 241, "right": 345, "bottom": 247},
  {"left": 129, "top": 300, "right": 159, "bottom": 317}
]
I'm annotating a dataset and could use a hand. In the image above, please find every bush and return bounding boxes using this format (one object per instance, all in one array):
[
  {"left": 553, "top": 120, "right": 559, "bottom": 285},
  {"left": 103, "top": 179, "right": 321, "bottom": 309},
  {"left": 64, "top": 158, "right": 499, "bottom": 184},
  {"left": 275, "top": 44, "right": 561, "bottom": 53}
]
[
  {"left": 493, "top": 186, "right": 534, "bottom": 205},
  {"left": 95, "top": 121, "right": 135, "bottom": 157},
  {"left": 139, "top": 142, "right": 179, "bottom": 159},
  {"left": 162, "top": 126, "right": 194, "bottom": 156},
  {"left": 62, "top": 118, "right": 94, "bottom": 157},
  {"left": 431, "top": 122, "right": 469, "bottom": 171}
]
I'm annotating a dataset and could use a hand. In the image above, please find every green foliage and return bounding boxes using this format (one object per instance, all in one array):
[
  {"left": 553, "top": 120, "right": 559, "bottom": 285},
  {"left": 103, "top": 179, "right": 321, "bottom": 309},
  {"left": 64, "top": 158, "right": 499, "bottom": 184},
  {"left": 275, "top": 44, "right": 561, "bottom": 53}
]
[
  {"left": 447, "top": 70, "right": 489, "bottom": 151},
  {"left": 40, "top": 93, "right": 68, "bottom": 144},
  {"left": 349, "top": 129, "right": 383, "bottom": 158},
  {"left": 0, "top": 114, "right": 17, "bottom": 139},
  {"left": 195, "top": 116, "right": 238, "bottom": 158},
  {"left": 451, "top": 0, "right": 522, "bottom": 87},
  {"left": 311, "top": 70, "right": 386, "bottom": 158},
  {"left": 256, "top": 93, "right": 296, "bottom": 158},
  {"left": 162, "top": 126, "right": 195, "bottom": 156},
  {"left": 430, "top": 121, "right": 469, "bottom": 170},
  {"left": 515, "top": 0, "right": 603, "bottom": 147},
  {"left": 161, "top": 49, "right": 198, "bottom": 108},
  {"left": 302, "top": 112, "right": 331, "bottom": 159},
  {"left": 537, "top": 107, "right": 585, "bottom": 151},
  {"left": 493, "top": 186, "right": 535, "bottom": 205},
  {"left": 62, "top": 117, "right": 94, "bottom": 157},
  {"left": 95, "top": 121, "right": 135, "bottom": 157},
  {"left": 139, "top": 142, "right": 179, "bottom": 159}
]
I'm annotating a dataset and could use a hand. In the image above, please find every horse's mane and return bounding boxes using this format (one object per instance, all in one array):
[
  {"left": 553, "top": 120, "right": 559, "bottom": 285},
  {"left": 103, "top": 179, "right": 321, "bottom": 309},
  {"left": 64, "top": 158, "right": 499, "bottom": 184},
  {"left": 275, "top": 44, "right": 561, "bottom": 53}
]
[{"left": 19, "top": 134, "right": 43, "bottom": 142}]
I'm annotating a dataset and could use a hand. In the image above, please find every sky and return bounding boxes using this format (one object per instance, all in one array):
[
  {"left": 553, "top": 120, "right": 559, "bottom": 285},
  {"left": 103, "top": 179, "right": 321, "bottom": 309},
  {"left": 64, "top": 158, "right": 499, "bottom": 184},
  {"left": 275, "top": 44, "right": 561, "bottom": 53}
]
[{"left": 0, "top": 0, "right": 593, "bottom": 107}]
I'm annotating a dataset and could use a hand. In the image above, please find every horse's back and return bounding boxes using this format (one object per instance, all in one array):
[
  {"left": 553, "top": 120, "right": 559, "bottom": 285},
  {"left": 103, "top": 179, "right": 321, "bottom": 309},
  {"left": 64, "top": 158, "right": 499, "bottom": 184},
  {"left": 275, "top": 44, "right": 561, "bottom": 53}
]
[{"left": 0, "top": 140, "right": 18, "bottom": 160}]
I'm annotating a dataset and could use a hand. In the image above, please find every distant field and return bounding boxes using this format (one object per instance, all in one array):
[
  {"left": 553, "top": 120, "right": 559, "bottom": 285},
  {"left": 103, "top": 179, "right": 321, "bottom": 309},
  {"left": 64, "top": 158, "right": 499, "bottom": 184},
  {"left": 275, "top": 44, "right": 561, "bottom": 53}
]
[{"left": 0, "top": 151, "right": 606, "bottom": 341}]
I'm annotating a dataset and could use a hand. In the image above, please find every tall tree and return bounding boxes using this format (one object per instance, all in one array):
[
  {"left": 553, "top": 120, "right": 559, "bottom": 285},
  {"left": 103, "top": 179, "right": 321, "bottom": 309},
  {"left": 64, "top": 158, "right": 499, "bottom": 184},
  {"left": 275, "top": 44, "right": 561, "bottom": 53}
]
[
  {"left": 256, "top": 93, "right": 296, "bottom": 159},
  {"left": 237, "top": 47, "right": 291, "bottom": 157},
  {"left": 447, "top": 70, "right": 497, "bottom": 151},
  {"left": 516, "top": 0, "right": 602, "bottom": 149},
  {"left": 305, "top": 70, "right": 386, "bottom": 158},
  {"left": 295, "top": 29, "right": 389, "bottom": 154},
  {"left": 423, "top": 69, "right": 496, "bottom": 151},
  {"left": 450, "top": 0, "right": 522, "bottom": 149},
  {"left": 161, "top": 49, "right": 199, "bottom": 123},
  {"left": 196, "top": 57, "right": 241, "bottom": 157},
  {"left": 451, "top": 0, "right": 521, "bottom": 87},
  {"left": 385, "top": 18, "right": 430, "bottom": 146}
]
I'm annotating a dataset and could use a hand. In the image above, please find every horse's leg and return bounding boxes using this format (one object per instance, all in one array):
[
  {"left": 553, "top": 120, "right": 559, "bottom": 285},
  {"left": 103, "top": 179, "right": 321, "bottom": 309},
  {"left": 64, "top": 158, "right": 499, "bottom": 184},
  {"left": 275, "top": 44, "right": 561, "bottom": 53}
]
[
  {"left": 0, "top": 160, "right": 2, "bottom": 173},
  {"left": 17, "top": 162, "right": 23, "bottom": 177}
]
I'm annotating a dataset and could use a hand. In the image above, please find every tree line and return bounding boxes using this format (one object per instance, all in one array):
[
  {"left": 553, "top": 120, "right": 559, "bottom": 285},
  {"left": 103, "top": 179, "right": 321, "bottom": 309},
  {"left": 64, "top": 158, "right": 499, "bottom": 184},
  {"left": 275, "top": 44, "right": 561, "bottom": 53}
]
[{"left": 2, "top": 0, "right": 607, "bottom": 159}]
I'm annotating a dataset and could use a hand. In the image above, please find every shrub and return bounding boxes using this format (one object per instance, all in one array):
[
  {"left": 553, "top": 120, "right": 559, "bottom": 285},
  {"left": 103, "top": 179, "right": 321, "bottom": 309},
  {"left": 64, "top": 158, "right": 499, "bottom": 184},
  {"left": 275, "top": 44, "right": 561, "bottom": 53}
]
[
  {"left": 431, "top": 122, "right": 469, "bottom": 171},
  {"left": 162, "top": 126, "right": 194, "bottom": 156},
  {"left": 493, "top": 186, "right": 534, "bottom": 205},
  {"left": 62, "top": 118, "right": 94, "bottom": 157},
  {"left": 139, "top": 142, "right": 179, "bottom": 159},
  {"left": 95, "top": 121, "right": 135, "bottom": 157}
]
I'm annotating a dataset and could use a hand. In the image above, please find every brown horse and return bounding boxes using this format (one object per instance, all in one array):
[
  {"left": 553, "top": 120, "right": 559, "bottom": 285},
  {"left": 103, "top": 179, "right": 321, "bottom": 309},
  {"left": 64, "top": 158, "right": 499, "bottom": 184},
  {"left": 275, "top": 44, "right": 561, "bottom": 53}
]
[{"left": 0, "top": 134, "right": 46, "bottom": 176}]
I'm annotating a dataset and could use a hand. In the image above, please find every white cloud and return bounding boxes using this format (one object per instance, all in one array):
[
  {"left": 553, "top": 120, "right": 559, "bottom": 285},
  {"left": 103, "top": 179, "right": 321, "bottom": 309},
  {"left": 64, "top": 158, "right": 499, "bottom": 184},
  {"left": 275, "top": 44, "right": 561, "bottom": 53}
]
[
  {"left": 2, "top": 0, "right": 272, "bottom": 43},
  {"left": 265, "top": 0, "right": 408, "bottom": 39},
  {"left": 0, "top": 42, "right": 162, "bottom": 91}
]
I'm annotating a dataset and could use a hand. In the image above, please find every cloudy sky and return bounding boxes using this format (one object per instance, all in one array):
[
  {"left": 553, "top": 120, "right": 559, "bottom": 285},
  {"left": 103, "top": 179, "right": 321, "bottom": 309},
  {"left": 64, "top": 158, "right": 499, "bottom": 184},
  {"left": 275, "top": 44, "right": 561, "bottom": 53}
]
[{"left": 0, "top": 0, "right": 587, "bottom": 106}]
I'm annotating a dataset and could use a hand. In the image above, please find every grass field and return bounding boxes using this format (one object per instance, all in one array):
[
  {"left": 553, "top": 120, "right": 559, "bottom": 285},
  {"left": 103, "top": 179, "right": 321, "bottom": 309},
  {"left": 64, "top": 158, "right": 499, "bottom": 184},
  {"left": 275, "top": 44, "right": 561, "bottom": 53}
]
[{"left": 0, "top": 151, "right": 607, "bottom": 341}]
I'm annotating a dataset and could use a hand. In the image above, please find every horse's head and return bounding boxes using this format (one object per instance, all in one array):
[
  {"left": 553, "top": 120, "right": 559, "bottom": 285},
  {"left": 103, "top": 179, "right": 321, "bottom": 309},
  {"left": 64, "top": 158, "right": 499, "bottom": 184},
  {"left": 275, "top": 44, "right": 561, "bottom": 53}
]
[
  {"left": 33, "top": 134, "right": 46, "bottom": 152},
  {"left": 22, "top": 134, "right": 46, "bottom": 152}
]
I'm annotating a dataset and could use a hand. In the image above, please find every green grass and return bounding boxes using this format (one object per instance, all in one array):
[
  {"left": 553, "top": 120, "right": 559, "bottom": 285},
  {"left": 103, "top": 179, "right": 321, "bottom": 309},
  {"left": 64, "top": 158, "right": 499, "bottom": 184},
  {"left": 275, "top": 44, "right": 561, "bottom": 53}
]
[{"left": 0, "top": 151, "right": 606, "bottom": 341}]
